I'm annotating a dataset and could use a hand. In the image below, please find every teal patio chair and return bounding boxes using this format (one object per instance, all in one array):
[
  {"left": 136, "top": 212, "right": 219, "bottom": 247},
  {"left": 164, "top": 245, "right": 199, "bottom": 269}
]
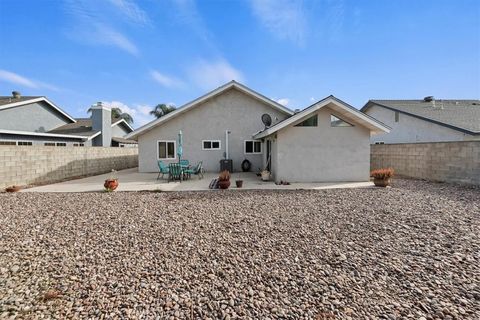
[
  {"left": 185, "top": 161, "right": 204, "bottom": 179},
  {"left": 157, "top": 160, "right": 170, "bottom": 180},
  {"left": 168, "top": 163, "right": 183, "bottom": 182},
  {"left": 179, "top": 159, "right": 189, "bottom": 168}
]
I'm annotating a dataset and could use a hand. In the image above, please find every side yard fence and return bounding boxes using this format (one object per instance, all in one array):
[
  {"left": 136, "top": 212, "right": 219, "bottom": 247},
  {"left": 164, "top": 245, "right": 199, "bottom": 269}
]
[
  {"left": 0, "top": 146, "right": 138, "bottom": 188},
  {"left": 371, "top": 141, "right": 480, "bottom": 186}
]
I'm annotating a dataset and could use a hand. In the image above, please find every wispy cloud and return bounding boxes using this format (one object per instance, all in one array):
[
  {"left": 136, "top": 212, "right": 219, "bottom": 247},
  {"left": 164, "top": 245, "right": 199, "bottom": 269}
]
[
  {"left": 63, "top": 0, "right": 141, "bottom": 56},
  {"left": 188, "top": 59, "right": 245, "bottom": 90},
  {"left": 250, "top": 0, "right": 307, "bottom": 46},
  {"left": 170, "top": 0, "right": 212, "bottom": 42},
  {"left": 107, "top": 0, "right": 150, "bottom": 25},
  {"left": 275, "top": 98, "right": 290, "bottom": 106},
  {"left": 150, "top": 70, "right": 184, "bottom": 88},
  {"left": 0, "top": 69, "right": 59, "bottom": 91}
]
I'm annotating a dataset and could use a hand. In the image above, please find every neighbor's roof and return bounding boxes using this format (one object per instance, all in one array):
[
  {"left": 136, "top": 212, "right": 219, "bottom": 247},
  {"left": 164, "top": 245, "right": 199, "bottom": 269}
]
[
  {"left": 126, "top": 80, "right": 294, "bottom": 139},
  {"left": 362, "top": 99, "right": 480, "bottom": 135},
  {"left": 112, "top": 136, "right": 138, "bottom": 144},
  {"left": 49, "top": 117, "right": 133, "bottom": 137},
  {"left": 0, "top": 96, "right": 77, "bottom": 123},
  {"left": 254, "top": 95, "right": 390, "bottom": 139}
]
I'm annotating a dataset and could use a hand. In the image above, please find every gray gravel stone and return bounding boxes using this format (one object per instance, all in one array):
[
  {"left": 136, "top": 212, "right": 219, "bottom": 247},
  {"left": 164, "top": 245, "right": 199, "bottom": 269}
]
[{"left": 0, "top": 179, "right": 479, "bottom": 318}]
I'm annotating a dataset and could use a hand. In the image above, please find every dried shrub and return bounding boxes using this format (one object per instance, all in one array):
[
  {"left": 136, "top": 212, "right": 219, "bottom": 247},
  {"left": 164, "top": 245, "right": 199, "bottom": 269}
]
[
  {"left": 370, "top": 168, "right": 394, "bottom": 179},
  {"left": 218, "top": 170, "right": 230, "bottom": 181},
  {"left": 41, "top": 289, "right": 62, "bottom": 301}
]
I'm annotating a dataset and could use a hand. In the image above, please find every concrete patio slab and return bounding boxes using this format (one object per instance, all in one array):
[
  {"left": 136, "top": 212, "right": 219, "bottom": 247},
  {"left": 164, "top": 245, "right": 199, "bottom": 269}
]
[{"left": 22, "top": 167, "right": 374, "bottom": 192}]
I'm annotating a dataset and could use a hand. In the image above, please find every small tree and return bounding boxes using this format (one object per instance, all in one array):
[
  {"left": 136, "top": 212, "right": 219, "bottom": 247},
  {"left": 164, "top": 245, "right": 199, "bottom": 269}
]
[{"left": 150, "top": 104, "right": 176, "bottom": 119}]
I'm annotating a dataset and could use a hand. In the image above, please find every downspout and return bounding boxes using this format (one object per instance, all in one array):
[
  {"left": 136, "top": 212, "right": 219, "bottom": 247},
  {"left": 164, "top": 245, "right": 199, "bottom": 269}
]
[{"left": 225, "top": 130, "right": 231, "bottom": 159}]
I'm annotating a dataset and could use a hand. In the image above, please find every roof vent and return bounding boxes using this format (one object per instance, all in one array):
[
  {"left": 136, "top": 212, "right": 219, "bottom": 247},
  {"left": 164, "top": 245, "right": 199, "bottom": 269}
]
[
  {"left": 294, "top": 108, "right": 301, "bottom": 114},
  {"left": 423, "top": 96, "right": 434, "bottom": 102},
  {"left": 12, "top": 91, "right": 21, "bottom": 99}
]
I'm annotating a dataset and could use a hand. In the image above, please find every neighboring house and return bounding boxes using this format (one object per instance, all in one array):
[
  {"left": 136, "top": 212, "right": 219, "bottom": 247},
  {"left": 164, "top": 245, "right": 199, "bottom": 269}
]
[
  {"left": 361, "top": 97, "right": 480, "bottom": 144},
  {"left": 126, "top": 81, "right": 390, "bottom": 182},
  {"left": 0, "top": 92, "right": 136, "bottom": 147}
]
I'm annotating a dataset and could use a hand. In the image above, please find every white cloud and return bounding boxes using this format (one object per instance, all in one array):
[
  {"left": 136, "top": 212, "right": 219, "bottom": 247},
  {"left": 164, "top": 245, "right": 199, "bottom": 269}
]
[
  {"left": 150, "top": 70, "right": 184, "bottom": 88},
  {"left": 188, "top": 59, "right": 244, "bottom": 90},
  {"left": 107, "top": 0, "right": 150, "bottom": 25},
  {"left": 97, "top": 101, "right": 156, "bottom": 127},
  {"left": 250, "top": 0, "right": 307, "bottom": 46},
  {"left": 0, "top": 69, "right": 59, "bottom": 91},
  {"left": 310, "top": 97, "right": 316, "bottom": 102},
  {"left": 276, "top": 98, "right": 290, "bottom": 106},
  {"left": 95, "top": 24, "right": 139, "bottom": 56}
]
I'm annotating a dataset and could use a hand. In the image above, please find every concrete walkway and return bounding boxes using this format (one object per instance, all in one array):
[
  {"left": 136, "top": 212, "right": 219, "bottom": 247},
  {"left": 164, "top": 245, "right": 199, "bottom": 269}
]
[{"left": 23, "top": 167, "right": 374, "bottom": 192}]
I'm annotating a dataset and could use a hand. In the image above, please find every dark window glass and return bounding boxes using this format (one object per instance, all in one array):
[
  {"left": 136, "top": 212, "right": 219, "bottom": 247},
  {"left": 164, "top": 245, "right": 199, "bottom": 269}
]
[{"left": 295, "top": 115, "right": 318, "bottom": 127}]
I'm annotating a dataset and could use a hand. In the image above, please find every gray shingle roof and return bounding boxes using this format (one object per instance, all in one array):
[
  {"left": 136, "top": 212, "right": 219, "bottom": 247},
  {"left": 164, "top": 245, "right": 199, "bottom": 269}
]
[
  {"left": 0, "top": 96, "right": 42, "bottom": 107},
  {"left": 48, "top": 119, "right": 98, "bottom": 137},
  {"left": 364, "top": 99, "right": 480, "bottom": 134}
]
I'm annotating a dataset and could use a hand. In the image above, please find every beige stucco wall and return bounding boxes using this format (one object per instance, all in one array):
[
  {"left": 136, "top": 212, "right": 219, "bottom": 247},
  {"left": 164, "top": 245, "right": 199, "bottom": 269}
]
[
  {"left": 371, "top": 141, "right": 480, "bottom": 186},
  {"left": 273, "top": 106, "right": 371, "bottom": 182},
  {"left": 137, "top": 88, "right": 290, "bottom": 172},
  {"left": 0, "top": 146, "right": 138, "bottom": 188},
  {"left": 365, "top": 105, "right": 478, "bottom": 143}
]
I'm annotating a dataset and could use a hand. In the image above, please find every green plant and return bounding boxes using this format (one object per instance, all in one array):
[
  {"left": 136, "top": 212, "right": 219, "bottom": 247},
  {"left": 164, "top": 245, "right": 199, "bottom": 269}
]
[
  {"left": 370, "top": 168, "right": 394, "bottom": 179},
  {"left": 218, "top": 170, "right": 230, "bottom": 181}
]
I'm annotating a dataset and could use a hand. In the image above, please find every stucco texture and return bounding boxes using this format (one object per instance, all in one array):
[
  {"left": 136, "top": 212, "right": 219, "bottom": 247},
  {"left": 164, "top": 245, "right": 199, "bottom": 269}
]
[
  {"left": 365, "top": 105, "right": 478, "bottom": 143},
  {"left": 137, "top": 88, "right": 289, "bottom": 172},
  {"left": 273, "top": 106, "right": 371, "bottom": 182}
]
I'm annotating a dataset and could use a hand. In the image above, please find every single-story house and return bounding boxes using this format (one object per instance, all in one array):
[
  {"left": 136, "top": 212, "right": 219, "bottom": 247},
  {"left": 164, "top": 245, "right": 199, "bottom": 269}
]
[
  {"left": 126, "top": 81, "right": 390, "bottom": 182},
  {"left": 361, "top": 97, "right": 480, "bottom": 144},
  {"left": 0, "top": 92, "right": 136, "bottom": 147}
]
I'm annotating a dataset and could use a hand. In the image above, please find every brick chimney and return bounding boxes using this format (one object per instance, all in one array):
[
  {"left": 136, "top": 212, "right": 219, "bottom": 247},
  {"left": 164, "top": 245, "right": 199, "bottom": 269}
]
[{"left": 91, "top": 102, "right": 112, "bottom": 147}]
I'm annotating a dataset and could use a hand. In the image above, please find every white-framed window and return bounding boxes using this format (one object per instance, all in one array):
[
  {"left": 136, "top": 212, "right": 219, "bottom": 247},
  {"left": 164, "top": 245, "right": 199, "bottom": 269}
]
[
  {"left": 202, "top": 140, "right": 221, "bottom": 150},
  {"left": 330, "top": 115, "right": 353, "bottom": 127},
  {"left": 374, "top": 141, "right": 385, "bottom": 145},
  {"left": 0, "top": 140, "right": 17, "bottom": 145},
  {"left": 73, "top": 143, "right": 84, "bottom": 147},
  {"left": 295, "top": 115, "right": 318, "bottom": 127},
  {"left": 44, "top": 142, "right": 56, "bottom": 146},
  {"left": 157, "top": 140, "right": 176, "bottom": 160},
  {"left": 56, "top": 142, "right": 67, "bottom": 147},
  {"left": 17, "top": 141, "right": 33, "bottom": 146},
  {"left": 244, "top": 140, "right": 262, "bottom": 154}
]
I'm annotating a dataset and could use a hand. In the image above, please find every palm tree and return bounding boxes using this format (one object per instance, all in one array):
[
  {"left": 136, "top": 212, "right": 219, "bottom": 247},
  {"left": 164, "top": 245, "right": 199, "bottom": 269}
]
[
  {"left": 150, "top": 104, "right": 176, "bottom": 119},
  {"left": 87, "top": 106, "right": 134, "bottom": 124}
]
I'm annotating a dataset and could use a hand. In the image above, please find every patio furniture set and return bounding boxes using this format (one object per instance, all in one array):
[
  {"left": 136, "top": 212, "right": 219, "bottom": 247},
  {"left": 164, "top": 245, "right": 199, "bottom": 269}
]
[{"left": 157, "top": 160, "right": 204, "bottom": 182}]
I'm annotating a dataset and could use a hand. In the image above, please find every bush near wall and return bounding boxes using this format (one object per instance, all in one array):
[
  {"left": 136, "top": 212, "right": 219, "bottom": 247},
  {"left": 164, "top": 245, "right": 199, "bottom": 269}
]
[
  {"left": 371, "top": 141, "right": 480, "bottom": 186},
  {"left": 0, "top": 146, "right": 138, "bottom": 188}
]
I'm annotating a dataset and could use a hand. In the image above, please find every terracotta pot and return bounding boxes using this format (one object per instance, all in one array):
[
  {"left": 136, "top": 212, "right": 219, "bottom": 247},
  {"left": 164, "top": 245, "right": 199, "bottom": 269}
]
[
  {"left": 373, "top": 178, "right": 391, "bottom": 187},
  {"left": 5, "top": 185, "right": 20, "bottom": 192},
  {"left": 104, "top": 179, "right": 119, "bottom": 191},
  {"left": 218, "top": 180, "right": 230, "bottom": 189},
  {"left": 235, "top": 180, "right": 243, "bottom": 188}
]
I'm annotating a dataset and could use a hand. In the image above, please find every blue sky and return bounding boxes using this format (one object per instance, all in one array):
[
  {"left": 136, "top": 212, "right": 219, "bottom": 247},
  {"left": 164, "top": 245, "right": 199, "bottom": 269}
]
[{"left": 1, "top": 0, "right": 479, "bottom": 127}]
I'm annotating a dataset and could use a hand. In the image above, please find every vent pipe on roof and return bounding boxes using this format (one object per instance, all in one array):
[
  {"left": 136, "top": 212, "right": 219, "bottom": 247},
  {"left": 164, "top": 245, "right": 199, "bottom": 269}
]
[{"left": 12, "top": 91, "right": 21, "bottom": 99}]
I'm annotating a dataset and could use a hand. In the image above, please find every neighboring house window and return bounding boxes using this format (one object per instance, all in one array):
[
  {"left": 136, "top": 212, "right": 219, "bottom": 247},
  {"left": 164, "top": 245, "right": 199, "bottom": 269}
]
[
  {"left": 202, "top": 140, "right": 221, "bottom": 150},
  {"left": 56, "top": 143, "right": 67, "bottom": 147},
  {"left": 158, "top": 140, "right": 176, "bottom": 159},
  {"left": 73, "top": 143, "right": 84, "bottom": 147},
  {"left": 331, "top": 115, "right": 353, "bottom": 127},
  {"left": 295, "top": 115, "right": 318, "bottom": 127},
  {"left": 245, "top": 140, "right": 262, "bottom": 154},
  {"left": 0, "top": 141, "right": 16, "bottom": 145},
  {"left": 375, "top": 141, "right": 385, "bottom": 145},
  {"left": 17, "top": 141, "right": 33, "bottom": 146},
  {"left": 44, "top": 142, "right": 56, "bottom": 146},
  {"left": 395, "top": 111, "right": 399, "bottom": 122}
]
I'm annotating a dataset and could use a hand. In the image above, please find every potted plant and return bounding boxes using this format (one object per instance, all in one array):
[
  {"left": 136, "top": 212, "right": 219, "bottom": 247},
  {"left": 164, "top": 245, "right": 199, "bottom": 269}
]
[
  {"left": 217, "top": 170, "right": 231, "bottom": 189},
  {"left": 5, "top": 185, "right": 21, "bottom": 193},
  {"left": 261, "top": 170, "right": 270, "bottom": 181},
  {"left": 370, "top": 168, "right": 394, "bottom": 187},
  {"left": 235, "top": 180, "right": 243, "bottom": 188},
  {"left": 104, "top": 169, "right": 119, "bottom": 192}
]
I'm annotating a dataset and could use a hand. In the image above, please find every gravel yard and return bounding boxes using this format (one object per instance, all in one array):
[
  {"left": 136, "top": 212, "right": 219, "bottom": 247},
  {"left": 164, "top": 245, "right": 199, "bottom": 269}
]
[{"left": 1, "top": 179, "right": 479, "bottom": 319}]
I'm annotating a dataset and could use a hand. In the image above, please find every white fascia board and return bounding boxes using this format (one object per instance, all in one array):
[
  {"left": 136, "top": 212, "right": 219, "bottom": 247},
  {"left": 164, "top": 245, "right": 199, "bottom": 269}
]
[
  {"left": 111, "top": 119, "right": 134, "bottom": 132},
  {"left": 0, "top": 129, "right": 88, "bottom": 140}
]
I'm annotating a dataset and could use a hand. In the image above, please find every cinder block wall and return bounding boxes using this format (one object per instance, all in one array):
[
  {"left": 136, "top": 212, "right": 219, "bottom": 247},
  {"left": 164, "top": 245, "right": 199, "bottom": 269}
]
[
  {"left": 371, "top": 141, "right": 480, "bottom": 186},
  {"left": 0, "top": 146, "right": 138, "bottom": 188}
]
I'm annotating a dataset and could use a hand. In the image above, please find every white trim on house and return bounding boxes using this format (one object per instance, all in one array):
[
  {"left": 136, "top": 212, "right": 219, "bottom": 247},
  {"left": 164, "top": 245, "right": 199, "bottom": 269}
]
[
  {"left": 111, "top": 118, "right": 134, "bottom": 132},
  {"left": 202, "top": 140, "right": 221, "bottom": 150},
  {"left": 254, "top": 96, "right": 391, "bottom": 139},
  {"left": 244, "top": 140, "right": 262, "bottom": 154},
  {"left": 0, "top": 129, "right": 89, "bottom": 140},
  {"left": 86, "top": 131, "right": 102, "bottom": 141},
  {"left": 0, "top": 97, "right": 77, "bottom": 123},
  {"left": 126, "top": 81, "right": 294, "bottom": 140},
  {"left": 157, "top": 140, "right": 176, "bottom": 160}
]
